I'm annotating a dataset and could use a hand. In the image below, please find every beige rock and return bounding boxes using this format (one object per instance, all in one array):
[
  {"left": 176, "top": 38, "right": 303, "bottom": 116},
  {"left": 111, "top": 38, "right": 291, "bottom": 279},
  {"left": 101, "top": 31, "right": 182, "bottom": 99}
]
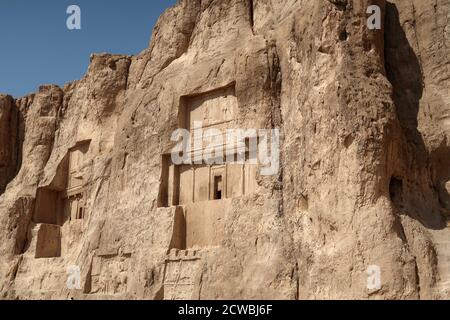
[{"left": 0, "top": 0, "right": 449, "bottom": 300}]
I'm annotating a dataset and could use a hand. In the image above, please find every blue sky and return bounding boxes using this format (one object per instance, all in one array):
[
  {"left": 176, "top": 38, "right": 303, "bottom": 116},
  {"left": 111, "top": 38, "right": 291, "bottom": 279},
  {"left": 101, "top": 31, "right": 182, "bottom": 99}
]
[{"left": 0, "top": 0, "right": 176, "bottom": 97}]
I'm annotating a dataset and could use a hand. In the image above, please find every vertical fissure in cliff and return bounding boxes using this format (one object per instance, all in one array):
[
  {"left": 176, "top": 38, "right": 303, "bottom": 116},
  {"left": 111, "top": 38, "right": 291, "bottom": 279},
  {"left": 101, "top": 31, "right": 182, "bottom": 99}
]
[
  {"left": 267, "top": 42, "right": 284, "bottom": 206},
  {"left": 249, "top": 0, "right": 254, "bottom": 31},
  {"left": 14, "top": 102, "right": 24, "bottom": 180},
  {"left": 0, "top": 97, "right": 24, "bottom": 195}
]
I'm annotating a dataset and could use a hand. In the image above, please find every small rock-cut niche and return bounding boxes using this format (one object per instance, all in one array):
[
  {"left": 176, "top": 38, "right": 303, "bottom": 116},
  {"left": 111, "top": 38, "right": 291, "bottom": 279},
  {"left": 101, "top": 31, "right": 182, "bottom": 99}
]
[
  {"left": 31, "top": 140, "right": 91, "bottom": 258},
  {"left": 213, "top": 175, "right": 223, "bottom": 200},
  {"left": 159, "top": 161, "right": 257, "bottom": 208}
]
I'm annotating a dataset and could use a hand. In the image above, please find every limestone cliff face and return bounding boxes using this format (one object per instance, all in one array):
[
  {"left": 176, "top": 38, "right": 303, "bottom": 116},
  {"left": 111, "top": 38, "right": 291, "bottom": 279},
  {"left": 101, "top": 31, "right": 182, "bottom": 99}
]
[{"left": 0, "top": 0, "right": 449, "bottom": 300}]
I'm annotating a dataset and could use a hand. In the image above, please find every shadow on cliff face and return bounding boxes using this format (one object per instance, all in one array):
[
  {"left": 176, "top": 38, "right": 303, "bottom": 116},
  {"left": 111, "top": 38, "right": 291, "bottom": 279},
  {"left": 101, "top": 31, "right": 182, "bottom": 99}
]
[
  {"left": 10, "top": 103, "right": 24, "bottom": 193},
  {"left": 0, "top": 99, "right": 24, "bottom": 196},
  {"left": 430, "top": 141, "right": 450, "bottom": 215},
  {"left": 14, "top": 107, "right": 24, "bottom": 188},
  {"left": 385, "top": 2, "right": 447, "bottom": 230},
  {"left": 385, "top": 2, "right": 423, "bottom": 134}
]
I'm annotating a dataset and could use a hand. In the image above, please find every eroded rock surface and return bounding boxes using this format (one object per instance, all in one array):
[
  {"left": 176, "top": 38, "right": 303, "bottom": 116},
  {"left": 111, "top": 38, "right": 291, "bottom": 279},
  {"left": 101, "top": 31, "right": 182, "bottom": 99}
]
[{"left": 0, "top": 0, "right": 449, "bottom": 299}]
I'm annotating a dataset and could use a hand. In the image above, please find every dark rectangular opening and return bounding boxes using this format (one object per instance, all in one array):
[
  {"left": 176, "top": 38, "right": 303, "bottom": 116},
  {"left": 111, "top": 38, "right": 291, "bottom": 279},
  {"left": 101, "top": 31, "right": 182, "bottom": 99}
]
[
  {"left": 77, "top": 206, "right": 84, "bottom": 219},
  {"left": 214, "top": 176, "right": 223, "bottom": 200}
]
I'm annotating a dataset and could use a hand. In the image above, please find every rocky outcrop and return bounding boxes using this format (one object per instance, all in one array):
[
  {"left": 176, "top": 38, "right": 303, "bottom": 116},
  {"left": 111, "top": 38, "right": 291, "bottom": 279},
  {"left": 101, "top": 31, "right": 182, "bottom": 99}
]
[{"left": 0, "top": 0, "right": 449, "bottom": 300}]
